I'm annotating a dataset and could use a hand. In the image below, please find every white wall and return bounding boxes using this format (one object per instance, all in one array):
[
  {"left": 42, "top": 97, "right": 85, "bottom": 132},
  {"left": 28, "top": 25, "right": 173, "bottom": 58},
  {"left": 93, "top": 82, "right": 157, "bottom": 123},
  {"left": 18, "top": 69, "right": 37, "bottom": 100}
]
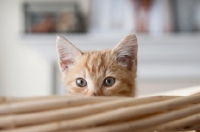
[{"left": 0, "top": 0, "right": 52, "bottom": 96}]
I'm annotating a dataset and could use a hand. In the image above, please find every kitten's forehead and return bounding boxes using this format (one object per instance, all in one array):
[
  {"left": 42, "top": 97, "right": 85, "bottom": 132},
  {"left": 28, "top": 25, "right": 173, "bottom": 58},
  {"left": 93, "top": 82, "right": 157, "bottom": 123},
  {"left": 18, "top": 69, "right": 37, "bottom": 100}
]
[{"left": 77, "top": 50, "right": 115, "bottom": 77}]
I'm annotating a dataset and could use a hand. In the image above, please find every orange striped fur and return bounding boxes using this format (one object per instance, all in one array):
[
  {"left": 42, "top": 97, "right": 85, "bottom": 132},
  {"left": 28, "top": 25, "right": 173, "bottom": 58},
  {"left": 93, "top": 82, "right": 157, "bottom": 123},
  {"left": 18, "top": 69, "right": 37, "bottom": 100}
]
[{"left": 57, "top": 33, "right": 138, "bottom": 97}]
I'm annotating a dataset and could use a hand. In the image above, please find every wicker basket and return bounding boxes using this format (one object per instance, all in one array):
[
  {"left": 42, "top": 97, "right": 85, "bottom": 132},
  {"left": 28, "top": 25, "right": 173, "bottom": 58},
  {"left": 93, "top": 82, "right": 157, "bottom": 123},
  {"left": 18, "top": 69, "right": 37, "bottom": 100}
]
[{"left": 0, "top": 86, "right": 200, "bottom": 132}]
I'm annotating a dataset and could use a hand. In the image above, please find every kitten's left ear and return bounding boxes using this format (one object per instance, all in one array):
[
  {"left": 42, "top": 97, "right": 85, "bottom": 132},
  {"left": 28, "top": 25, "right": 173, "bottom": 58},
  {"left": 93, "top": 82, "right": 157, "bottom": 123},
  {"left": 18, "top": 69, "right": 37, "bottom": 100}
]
[{"left": 112, "top": 33, "right": 138, "bottom": 70}]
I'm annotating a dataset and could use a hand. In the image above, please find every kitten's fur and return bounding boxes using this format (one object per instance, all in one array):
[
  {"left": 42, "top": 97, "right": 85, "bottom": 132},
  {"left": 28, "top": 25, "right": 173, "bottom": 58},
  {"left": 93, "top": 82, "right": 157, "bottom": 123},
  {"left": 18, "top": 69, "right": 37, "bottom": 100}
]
[{"left": 57, "top": 33, "right": 138, "bottom": 97}]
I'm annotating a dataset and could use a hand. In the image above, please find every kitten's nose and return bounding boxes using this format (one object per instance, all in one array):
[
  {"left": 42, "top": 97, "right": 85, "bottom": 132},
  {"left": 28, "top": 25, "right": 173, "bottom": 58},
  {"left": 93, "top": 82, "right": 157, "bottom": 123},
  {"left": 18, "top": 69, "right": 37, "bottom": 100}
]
[
  {"left": 87, "top": 92, "right": 99, "bottom": 96},
  {"left": 92, "top": 92, "right": 98, "bottom": 96}
]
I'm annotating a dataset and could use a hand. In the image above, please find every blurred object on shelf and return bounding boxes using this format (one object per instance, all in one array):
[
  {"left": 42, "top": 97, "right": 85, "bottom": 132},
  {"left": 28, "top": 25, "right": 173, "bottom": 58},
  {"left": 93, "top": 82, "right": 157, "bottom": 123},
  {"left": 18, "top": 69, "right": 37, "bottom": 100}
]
[
  {"left": 131, "top": 0, "right": 152, "bottom": 33},
  {"left": 56, "top": 10, "right": 77, "bottom": 33},
  {"left": 195, "top": 0, "right": 200, "bottom": 30},
  {"left": 22, "top": 0, "right": 200, "bottom": 35},
  {"left": 172, "top": 0, "right": 196, "bottom": 32},
  {"left": 31, "top": 14, "right": 55, "bottom": 33},
  {"left": 88, "top": 0, "right": 200, "bottom": 35},
  {"left": 24, "top": 1, "right": 87, "bottom": 33}
]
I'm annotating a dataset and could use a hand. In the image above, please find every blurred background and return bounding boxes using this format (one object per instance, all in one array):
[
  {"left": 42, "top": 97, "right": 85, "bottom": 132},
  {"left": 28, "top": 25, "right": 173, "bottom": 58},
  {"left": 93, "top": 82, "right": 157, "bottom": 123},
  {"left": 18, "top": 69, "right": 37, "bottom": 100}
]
[{"left": 0, "top": 0, "right": 200, "bottom": 96}]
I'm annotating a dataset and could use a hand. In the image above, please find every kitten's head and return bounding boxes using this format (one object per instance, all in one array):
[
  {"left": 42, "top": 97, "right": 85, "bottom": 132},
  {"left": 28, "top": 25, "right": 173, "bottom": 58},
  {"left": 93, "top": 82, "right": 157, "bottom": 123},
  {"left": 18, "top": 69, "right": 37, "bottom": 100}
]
[{"left": 56, "top": 33, "right": 138, "bottom": 97}]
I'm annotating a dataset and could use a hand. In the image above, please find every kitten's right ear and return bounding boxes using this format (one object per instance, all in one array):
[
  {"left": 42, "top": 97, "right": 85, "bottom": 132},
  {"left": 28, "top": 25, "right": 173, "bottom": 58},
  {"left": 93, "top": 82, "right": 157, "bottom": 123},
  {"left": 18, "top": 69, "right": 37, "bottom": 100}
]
[{"left": 56, "top": 36, "right": 82, "bottom": 72}]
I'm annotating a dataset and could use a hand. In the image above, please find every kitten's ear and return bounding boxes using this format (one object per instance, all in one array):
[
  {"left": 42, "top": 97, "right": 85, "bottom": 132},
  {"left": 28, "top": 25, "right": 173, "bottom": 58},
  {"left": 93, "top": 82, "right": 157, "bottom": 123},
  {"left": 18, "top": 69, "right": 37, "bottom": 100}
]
[
  {"left": 56, "top": 36, "right": 82, "bottom": 72},
  {"left": 112, "top": 33, "right": 138, "bottom": 70}
]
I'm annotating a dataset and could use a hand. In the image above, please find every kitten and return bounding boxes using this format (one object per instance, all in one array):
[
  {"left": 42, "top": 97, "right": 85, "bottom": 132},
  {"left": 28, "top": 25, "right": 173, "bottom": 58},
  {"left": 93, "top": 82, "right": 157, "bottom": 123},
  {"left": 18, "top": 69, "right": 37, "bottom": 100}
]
[{"left": 56, "top": 33, "right": 138, "bottom": 97}]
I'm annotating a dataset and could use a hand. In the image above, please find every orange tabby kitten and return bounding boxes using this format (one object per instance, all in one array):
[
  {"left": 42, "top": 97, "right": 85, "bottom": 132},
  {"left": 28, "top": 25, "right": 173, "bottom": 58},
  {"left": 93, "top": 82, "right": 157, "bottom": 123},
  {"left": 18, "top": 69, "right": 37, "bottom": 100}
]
[{"left": 56, "top": 33, "right": 138, "bottom": 97}]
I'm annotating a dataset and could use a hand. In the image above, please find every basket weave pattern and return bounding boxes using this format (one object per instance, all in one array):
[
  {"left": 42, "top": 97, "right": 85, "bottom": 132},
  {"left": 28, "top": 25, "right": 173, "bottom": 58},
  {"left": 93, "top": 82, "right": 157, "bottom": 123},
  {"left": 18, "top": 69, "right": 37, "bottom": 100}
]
[{"left": 0, "top": 94, "right": 200, "bottom": 132}]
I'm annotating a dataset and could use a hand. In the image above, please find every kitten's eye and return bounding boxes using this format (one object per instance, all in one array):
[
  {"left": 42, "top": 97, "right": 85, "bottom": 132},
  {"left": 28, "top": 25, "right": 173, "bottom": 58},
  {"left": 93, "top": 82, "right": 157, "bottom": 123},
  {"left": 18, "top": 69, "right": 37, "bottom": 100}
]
[
  {"left": 76, "top": 78, "right": 87, "bottom": 87},
  {"left": 104, "top": 77, "right": 115, "bottom": 87}
]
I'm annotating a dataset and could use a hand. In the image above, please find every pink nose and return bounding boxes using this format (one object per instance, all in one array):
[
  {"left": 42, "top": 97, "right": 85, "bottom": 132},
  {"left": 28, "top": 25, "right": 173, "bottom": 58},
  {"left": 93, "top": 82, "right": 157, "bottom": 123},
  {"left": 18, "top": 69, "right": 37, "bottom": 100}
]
[
  {"left": 87, "top": 92, "right": 99, "bottom": 96},
  {"left": 92, "top": 92, "right": 98, "bottom": 96}
]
